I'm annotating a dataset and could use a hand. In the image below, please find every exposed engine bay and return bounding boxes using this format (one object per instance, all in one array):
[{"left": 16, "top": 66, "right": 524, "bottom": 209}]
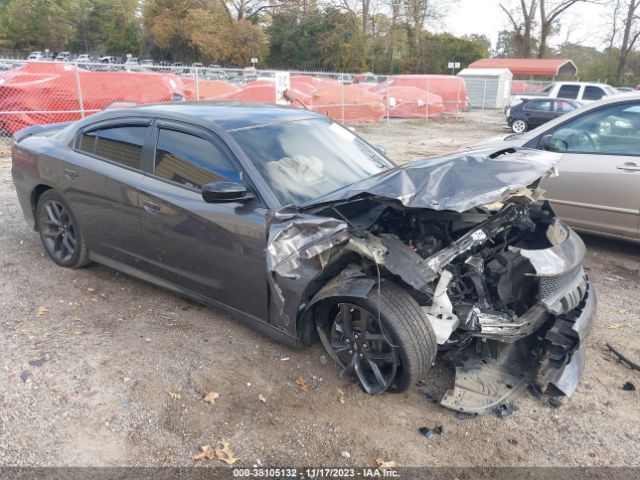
[{"left": 266, "top": 149, "right": 596, "bottom": 414}]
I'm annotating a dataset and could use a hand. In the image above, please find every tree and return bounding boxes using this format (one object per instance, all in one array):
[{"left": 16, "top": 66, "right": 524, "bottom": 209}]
[
  {"left": 499, "top": 0, "right": 538, "bottom": 57},
  {"left": 538, "top": 0, "right": 588, "bottom": 58},
  {"left": 402, "top": 0, "right": 451, "bottom": 71},
  {"left": 143, "top": 0, "right": 265, "bottom": 64},
  {"left": 0, "top": 0, "right": 77, "bottom": 51},
  {"left": 615, "top": 0, "right": 640, "bottom": 82}
]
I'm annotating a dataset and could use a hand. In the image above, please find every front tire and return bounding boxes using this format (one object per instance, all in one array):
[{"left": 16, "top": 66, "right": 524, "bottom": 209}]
[
  {"left": 36, "top": 190, "right": 89, "bottom": 268},
  {"left": 317, "top": 282, "right": 437, "bottom": 394},
  {"left": 511, "top": 119, "right": 528, "bottom": 133}
]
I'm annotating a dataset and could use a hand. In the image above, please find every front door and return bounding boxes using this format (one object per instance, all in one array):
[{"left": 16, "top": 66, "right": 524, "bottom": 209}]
[
  {"left": 138, "top": 121, "right": 269, "bottom": 320},
  {"left": 541, "top": 102, "right": 640, "bottom": 240}
]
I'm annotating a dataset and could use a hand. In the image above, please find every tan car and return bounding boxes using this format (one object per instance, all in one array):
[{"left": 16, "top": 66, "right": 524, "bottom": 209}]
[{"left": 472, "top": 94, "right": 640, "bottom": 242}]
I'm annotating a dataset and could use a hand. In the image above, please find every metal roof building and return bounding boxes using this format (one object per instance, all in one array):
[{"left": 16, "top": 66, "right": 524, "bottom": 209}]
[
  {"left": 468, "top": 58, "right": 578, "bottom": 79},
  {"left": 457, "top": 68, "right": 513, "bottom": 109}
]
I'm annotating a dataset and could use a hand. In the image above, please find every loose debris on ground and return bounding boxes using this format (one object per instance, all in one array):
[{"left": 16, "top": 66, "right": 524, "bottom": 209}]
[
  {"left": 193, "top": 439, "right": 239, "bottom": 464},
  {"left": 203, "top": 392, "right": 220, "bottom": 405},
  {"left": 606, "top": 343, "right": 640, "bottom": 372}
]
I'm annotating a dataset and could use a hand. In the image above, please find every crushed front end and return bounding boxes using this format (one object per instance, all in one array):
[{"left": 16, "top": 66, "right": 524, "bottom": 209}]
[
  {"left": 346, "top": 200, "right": 596, "bottom": 413},
  {"left": 266, "top": 149, "right": 596, "bottom": 414}
]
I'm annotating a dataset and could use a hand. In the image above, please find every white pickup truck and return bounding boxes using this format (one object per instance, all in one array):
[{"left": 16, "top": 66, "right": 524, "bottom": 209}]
[{"left": 507, "top": 81, "right": 622, "bottom": 111}]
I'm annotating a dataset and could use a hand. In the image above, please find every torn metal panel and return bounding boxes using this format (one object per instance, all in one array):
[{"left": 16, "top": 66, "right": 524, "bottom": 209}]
[
  {"left": 266, "top": 215, "right": 349, "bottom": 277},
  {"left": 514, "top": 224, "right": 586, "bottom": 277},
  {"left": 543, "top": 282, "right": 597, "bottom": 395},
  {"left": 266, "top": 215, "right": 349, "bottom": 328},
  {"left": 302, "top": 148, "right": 561, "bottom": 212}
]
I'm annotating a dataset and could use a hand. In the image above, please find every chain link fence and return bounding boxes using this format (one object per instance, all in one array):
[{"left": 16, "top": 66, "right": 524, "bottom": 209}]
[{"left": 0, "top": 59, "right": 515, "bottom": 139}]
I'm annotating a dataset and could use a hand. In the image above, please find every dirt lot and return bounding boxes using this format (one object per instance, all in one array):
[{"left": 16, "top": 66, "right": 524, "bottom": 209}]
[{"left": 1, "top": 111, "right": 639, "bottom": 468}]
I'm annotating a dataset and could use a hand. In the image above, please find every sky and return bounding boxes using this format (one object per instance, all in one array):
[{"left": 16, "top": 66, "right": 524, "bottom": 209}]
[{"left": 437, "top": 0, "right": 611, "bottom": 51}]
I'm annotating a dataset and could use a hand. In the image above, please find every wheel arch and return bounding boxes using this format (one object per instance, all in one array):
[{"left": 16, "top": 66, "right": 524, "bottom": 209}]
[
  {"left": 31, "top": 184, "right": 53, "bottom": 230},
  {"left": 297, "top": 267, "right": 379, "bottom": 346}
]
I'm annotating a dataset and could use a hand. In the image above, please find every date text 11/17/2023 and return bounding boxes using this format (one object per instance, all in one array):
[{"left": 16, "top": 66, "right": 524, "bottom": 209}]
[{"left": 232, "top": 468, "right": 401, "bottom": 478}]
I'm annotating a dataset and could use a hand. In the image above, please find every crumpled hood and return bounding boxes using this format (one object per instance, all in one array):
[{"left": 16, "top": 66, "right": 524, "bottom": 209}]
[{"left": 303, "top": 148, "right": 561, "bottom": 212}]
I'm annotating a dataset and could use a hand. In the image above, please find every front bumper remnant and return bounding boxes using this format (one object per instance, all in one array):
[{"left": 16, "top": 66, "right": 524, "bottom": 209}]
[
  {"left": 440, "top": 225, "right": 596, "bottom": 414},
  {"left": 440, "top": 280, "right": 596, "bottom": 414}
]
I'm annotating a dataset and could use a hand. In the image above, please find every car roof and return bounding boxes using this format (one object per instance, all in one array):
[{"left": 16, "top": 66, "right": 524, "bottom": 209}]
[
  {"left": 98, "top": 101, "right": 324, "bottom": 131},
  {"left": 551, "top": 81, "right": 611, "bottom": 87}
]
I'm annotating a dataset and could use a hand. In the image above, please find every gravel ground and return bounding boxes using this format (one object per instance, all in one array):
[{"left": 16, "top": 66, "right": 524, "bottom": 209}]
[{"left": 0, "top": 111, "right": 639, "bottom": 468}]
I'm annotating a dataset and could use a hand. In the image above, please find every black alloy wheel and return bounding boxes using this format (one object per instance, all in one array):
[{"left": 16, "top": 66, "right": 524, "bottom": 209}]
[
  {"left": 328, "top": 302, "right": 399, "bottom": 394},
  {"left": 36, "top": 190, "right": 89, "bottom": 268},
  {"left": 317, "top": 282, "right": 437, "bottom": 395}
]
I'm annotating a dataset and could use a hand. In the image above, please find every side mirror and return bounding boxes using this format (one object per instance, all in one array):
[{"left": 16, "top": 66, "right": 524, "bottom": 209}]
[
  {"left": 202, "top": 181, "right": 254, "bottom": 203},
  {"left": 540, "top": 134, "right": 567, "bottom": 153}
]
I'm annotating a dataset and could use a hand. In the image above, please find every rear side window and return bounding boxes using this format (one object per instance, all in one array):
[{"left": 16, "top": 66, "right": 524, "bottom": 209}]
[
  {"left": 583, "top": 86, "right": 605, "bottom": 101},
  {"left": 154, "top": 129, "right": 241, "bottom": 190},
  {"left": 524, "top": 100, "right": 552, "bottom": 112},
  {"left": 94, "top": 126, "right": 147, "bottom": 170},
  {"left": 79, "top": 125, "right": 148, "bottom": 170},
  {"left": 557, "top": 85, "right": 580, "bottom": 99},
  {"left": 555, "top": 100, "right": 576, "bottom": 112}
]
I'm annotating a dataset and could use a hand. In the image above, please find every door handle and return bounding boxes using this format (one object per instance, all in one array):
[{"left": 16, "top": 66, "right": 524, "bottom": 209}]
[
  {"left": 143, "top": 200, "right": 160, "bottom": 214},
  {"left": 64, "top": 168, "right": 79, "bottom": 180},
  {"left": 616, "top": 162, "right": 640, "bottom": 171}
]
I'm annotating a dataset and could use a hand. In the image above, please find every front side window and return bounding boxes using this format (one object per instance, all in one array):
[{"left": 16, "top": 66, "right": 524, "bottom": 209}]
[
  {"left": 557, "top": 85, "right": 580, "bottom": 99},
  {"left": 154, "top": 129, "right": 241, "bottom": 190},
  {"left": 548, "top": 103, "right": 640, "bottom": 155},
  {"left": 230, "top": 118, "right": 393, "bottom": 205},
  {"left": 91, "top": 126, "right": 147, "bottom": 170}
]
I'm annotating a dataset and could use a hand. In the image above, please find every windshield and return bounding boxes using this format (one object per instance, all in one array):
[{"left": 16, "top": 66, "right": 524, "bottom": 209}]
[{"left": 230, "top": 118, "right": 393, "bottom": 205}]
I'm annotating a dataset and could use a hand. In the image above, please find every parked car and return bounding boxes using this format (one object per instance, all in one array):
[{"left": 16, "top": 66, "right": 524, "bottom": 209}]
[
  {"left": 76, "top": 54, "right": 92, "bottom": 63},
  {"left": 616, "top": 86, "right": 635, "bottom": 93},
  {"left": 507, "top": 98, "right": 582, "bottom": 133},
  {"left": 139, "top": 59, "right": 154, "bottom": 68},
  {"left": 228, "top": 75, "right": 248, "bottom": 85},
  {"left": 10, "top": 103, "right": 595, "bottom": 413},
  {"left": 507, "top": 81, "right": 620, "bottom": 112},
  {"left": 338, "top": 74, "right": 354, "bottom": 85},
  {"left": 55, "top": 51, "right": 71, "bottom": 61},
  {"left": 27, "top": 51, "right": 43, "bottom": 61},
  {"left": 473, "top": 94, "right": 640, "bottom": 242}
]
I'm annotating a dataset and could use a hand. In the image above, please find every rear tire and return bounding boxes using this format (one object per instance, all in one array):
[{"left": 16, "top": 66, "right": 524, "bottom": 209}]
[
  {"left": 317, "top": 282, "right": 437, "bottom": 394},
  {"left": 36, "top": 190, "right": 89, "bottom": 268},
  {"left": 511, "top": 119, "right": 528, "bottom": 133}
]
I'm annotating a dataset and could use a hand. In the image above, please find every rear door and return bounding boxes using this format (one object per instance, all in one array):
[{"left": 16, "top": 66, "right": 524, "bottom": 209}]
[
  {"left": 540, "top": 102, "right": 640, "bottom": 240},
  {"left": 63, "top": 119, "right": 152, "bottom": 265},
  {"left": 137, "top": 120, "right": 269, "bottom": 320}
]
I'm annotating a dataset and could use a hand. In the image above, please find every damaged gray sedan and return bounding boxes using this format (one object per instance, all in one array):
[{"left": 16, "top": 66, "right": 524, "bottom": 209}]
[{"left": 11, "top": 104, "right": 596, "bottom": 414}]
